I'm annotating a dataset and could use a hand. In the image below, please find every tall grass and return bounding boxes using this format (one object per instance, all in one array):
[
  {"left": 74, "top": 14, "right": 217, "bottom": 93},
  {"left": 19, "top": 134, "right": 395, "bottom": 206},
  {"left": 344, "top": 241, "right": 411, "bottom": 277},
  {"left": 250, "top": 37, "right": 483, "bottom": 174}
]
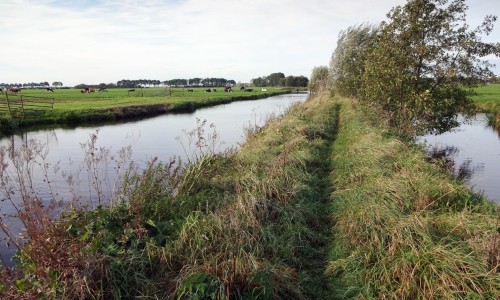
[
  {"left": 327, "top": 97, "right": 499, "bottom": 299},
  {"left": 0, "top": 91, "right": 340, "bottom": 298}
]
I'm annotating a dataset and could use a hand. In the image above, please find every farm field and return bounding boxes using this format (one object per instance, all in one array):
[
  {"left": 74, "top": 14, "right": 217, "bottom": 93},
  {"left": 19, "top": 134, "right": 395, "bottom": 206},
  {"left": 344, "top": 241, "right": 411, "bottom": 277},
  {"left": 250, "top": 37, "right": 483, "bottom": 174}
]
[
  {"left": 4, "top": 87, "right": 286, "bottom": 111},
  {"left": 471, "top": 84, "right": 500, "bottom": 110},
  {"left": 0, "top": 87, "right": 292, "bottom": 131}
]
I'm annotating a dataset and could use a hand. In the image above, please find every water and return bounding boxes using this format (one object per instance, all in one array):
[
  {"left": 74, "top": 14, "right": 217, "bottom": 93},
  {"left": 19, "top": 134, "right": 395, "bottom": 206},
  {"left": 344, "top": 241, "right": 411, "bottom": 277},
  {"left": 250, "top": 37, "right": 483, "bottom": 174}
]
[
  {"left": 0, "top": 93, "right": 308, "bottom": 265},
  {"left": 419, "top": 113, "right": 500, "bottom": 203}
]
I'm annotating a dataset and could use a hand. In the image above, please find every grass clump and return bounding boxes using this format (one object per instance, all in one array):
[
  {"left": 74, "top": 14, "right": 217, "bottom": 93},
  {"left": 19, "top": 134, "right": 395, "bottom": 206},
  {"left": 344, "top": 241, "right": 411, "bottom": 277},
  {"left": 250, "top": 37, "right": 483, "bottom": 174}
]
[{"left": 327, "top": 97, "right": 499, "bottom": 299}]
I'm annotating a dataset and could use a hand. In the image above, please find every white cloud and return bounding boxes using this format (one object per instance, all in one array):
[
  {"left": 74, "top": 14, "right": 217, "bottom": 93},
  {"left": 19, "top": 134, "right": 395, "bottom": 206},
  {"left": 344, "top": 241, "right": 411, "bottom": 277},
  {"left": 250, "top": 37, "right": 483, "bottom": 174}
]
[{"left": 0, "top": 0, "right": 499, "bottom": 86}]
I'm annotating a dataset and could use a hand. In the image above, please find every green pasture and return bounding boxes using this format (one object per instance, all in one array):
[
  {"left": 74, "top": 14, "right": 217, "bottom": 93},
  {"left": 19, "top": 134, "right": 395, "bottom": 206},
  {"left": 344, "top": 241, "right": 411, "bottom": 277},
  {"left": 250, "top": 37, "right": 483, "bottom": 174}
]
[
  {"left": 0, "top": 87, "right": 290, "bottom": 131},
  {"left": 470, "top": 84, "right": 500, "bottom": 103},
  {"left": 4, "top": 87, "right": 285, "bottom": 111}
]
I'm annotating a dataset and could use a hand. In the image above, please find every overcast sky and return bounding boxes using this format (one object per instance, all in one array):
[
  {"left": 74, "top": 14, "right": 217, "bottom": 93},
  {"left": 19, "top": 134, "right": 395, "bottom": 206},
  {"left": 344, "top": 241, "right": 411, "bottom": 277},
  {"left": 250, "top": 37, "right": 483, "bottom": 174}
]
[{"left": 0, "top": 0, "right": 499, "bottom": 86}]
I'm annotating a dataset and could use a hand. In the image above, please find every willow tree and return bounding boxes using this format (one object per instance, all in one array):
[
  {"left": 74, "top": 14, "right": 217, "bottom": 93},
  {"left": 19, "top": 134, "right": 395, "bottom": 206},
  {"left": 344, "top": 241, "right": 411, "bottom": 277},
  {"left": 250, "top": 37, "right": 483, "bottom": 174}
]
[
  {"left": 309, "top": 66, "right": 329, "bottom": 93},
  {"left": 330, "top": 24, "right": 378, "bottom": 98},
  {"left": 361, "top": 0, "right": 500, "bottom": 138}
]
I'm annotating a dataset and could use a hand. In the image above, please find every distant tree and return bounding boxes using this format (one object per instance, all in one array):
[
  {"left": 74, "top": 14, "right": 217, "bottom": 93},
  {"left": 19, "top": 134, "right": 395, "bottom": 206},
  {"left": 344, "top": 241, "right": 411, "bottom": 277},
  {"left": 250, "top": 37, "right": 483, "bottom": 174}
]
[
  {"left": 329, "top": 23, "right": 378, "bottom": 98},
  {"left": 268, "top": 72, "right": 285, "bottom": 86},
  {"left": 52, "top": 81, "right": 63, "bottom": 88},
  {"left": 252, "top": 76, "right": 268, "bottom": 87},
  {"left": 74, "top": 84, "right": 88, "bottom": 89},
  {"left": 308, "top": 66, "right": 329, "bottom": 93},
  {"left": 361, "top": 0, "right": 500, "bottom": 138}
]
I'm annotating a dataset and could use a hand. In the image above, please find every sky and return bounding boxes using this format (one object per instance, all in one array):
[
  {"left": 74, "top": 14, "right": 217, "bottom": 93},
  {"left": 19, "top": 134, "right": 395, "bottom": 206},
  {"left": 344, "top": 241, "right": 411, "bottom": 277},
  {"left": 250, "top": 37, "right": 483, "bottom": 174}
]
[{"left": 0, "top": 0, "right": 499, "bottom": 87}]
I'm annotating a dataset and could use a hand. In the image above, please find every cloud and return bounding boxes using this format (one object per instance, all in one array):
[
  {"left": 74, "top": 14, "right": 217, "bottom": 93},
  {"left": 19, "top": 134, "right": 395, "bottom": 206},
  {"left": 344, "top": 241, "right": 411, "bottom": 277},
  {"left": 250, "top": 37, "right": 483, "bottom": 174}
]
[{"left": 0, "top": 0, "right": 499, "bottom": 86}]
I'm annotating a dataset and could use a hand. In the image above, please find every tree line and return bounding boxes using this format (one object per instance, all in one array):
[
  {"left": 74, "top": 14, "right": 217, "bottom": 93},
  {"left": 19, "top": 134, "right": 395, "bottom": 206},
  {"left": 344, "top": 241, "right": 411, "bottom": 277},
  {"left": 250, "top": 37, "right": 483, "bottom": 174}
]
[
  {"left": 327, "top": 0, "right": 500, "bottom": 139},
  {"left": 0, "top": 82, "right": 63, "bottom": 89},
  {"left": 251, "top": 72, "right": 309, "bottom": 87},
  {"left": 115, "top": 78, "right": 237, "bottom": 88}
]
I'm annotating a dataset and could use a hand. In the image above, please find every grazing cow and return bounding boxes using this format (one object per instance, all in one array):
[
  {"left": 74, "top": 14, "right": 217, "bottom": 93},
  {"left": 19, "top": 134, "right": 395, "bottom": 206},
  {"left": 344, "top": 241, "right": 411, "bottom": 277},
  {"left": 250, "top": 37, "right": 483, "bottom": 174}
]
[
  {"left": 240, "top": 86, "right": 245, "bottom": 90},
  {"left": 204, "top": 89, "right": 212, "bottom": 92},
  {"left": 0, "top": 88, "right": 3, "bottom": 93},
  {"left": 81, "top": 87, "right": 95, "bottom": 94},
  {"left": 187, "top": 88, "right": 194, "bottom": 92},
  {"left": 212, "top": 88, "right": 216, "bottom": 92},
  {"left": 47, "top": 87, "right": 54, "bottom": 92},
  {"left": 244, "top": 88, "right": 253, "bottom": 92},
  {"left": 224, "top": 86, "right": 232, "bottom": 92},
  {"left": 98, "top": 87, "right": 108, "bottom": 92},
  {"left": 8, "top": 88, "right": 21, "bottom": 93},
  {"left": 128, "top": 89, "right": 136, "bottom": 92}
]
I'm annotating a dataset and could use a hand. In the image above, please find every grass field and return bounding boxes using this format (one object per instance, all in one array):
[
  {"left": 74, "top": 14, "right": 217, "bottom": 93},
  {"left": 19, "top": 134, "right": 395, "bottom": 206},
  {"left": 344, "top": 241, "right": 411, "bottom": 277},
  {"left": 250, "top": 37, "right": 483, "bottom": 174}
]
[
  {"left": 3, "top": 87, "right": 286, "bottom": 111},
  {"left": 0, "top": 87, "right": 292, "bottom": 132},
  {"left": 470, "top": 84, "right": 500, "bottom": 129},
  {"left": 471, "top": 84, "right": 500, "bottom": 112}
]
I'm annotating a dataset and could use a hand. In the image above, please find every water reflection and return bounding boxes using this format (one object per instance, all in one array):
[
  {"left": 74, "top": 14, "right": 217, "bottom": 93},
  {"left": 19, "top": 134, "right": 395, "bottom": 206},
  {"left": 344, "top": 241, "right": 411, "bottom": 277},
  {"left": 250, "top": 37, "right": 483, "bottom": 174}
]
[{"left": 419, "top": 113, "right": 500, "bottom": 203}]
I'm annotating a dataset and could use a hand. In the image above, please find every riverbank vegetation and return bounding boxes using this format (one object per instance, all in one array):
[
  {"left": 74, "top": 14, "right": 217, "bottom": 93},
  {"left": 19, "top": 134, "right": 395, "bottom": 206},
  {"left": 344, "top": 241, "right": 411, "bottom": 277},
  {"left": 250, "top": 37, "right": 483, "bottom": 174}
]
[
  {"left": 0, "top": 87, "right": 291, "bottom": 134},
  {"left": 0, "top": 90, "right": 338, "bottom": 298},
  {"left": 2, "top": 87, "right": 498, "bottom": 298},
  {"left": 327, "top": 97, "right": 499, "bottom": 298}
]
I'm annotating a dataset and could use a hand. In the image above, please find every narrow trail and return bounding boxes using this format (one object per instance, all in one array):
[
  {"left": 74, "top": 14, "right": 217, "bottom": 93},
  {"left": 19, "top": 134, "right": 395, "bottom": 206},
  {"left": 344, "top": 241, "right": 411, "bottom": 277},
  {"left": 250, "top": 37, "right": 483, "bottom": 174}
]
[{"left": 305, "top": 103, "right": 340, "bottom": 298}]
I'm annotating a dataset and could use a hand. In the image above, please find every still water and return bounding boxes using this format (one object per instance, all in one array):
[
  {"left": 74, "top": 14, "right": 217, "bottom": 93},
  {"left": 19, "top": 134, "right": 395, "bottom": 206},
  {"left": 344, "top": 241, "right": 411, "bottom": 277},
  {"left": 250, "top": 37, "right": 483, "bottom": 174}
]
[
  {"left": 419, "top": 113, "right": 500, "bottom": 203},
  {"left": 0, "top": 93, "right": 308, "bottom": 265}
]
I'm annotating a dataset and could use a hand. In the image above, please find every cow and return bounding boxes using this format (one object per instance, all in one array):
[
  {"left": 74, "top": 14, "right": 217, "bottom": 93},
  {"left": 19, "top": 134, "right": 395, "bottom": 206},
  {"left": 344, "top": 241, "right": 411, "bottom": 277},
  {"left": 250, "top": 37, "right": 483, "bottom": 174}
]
[
  {"left": 98, "top": 87, "right": 108, "bottom": 92},
  {"left": 244, "top": 88, "right": 253, "bottom": 92},
  {"left": 224, "top": 86, "right": 232, "bottom": 92},
  {"left": 81, "top": 89, "right": 87, "bottom": 94},
  {"left": 8, "top": 88, "right": 21, "bottom": 93},
  {"left": 0, "top": 88, "right": 3, "bottom": 93},
  {"left": 47, "top": 87, "right": 54, "bottom": 92},
  {"left": 187, "top": 88, "right": 194, "bottom": 92},
  {"left": 204, "top": 89, "right": 212, "bottom": 92},
  {"left": 240, "top": 86, "right": 245, "bottom": 90}
]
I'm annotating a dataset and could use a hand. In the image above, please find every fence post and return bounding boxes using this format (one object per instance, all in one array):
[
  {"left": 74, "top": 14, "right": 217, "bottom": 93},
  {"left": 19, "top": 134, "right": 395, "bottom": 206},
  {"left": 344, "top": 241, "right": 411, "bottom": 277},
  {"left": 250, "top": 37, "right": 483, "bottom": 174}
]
[
  {"left": 20, "top": 95, "right": 24, "bottom": 118},
  {"left": 5, "top": 91, "right": 12, "bottom": 118}
]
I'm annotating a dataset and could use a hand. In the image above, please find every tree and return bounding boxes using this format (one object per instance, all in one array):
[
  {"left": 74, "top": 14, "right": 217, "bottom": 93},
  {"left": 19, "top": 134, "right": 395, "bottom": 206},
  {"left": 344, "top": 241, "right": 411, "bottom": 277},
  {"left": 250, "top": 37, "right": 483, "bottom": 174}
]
[
  {"left": 329, "top": 24, "right": 378, "bottom": 98},
  {"left": 268, "top": 72, "right": 285, "bottom": 86},
  {"left": 361, "top": 0, "right": 500, "bottom": 138},
  {"left": 308, "top": 66, "right": 329, "bottom": 93},
  {"left": 252, "top": 76, "right": 267, "bottom": 87},
  {"left": 52, "top": 82, "right": 63, "bottom": 88}
]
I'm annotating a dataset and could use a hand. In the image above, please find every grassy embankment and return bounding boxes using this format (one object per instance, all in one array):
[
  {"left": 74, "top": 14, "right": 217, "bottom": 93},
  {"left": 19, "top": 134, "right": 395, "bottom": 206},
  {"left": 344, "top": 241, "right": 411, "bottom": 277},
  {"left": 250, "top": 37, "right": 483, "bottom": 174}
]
[
  {"left": 1, "top": 89, "right": 498, "bottom": 298},
  {"left": 1, "top": 90, "right": 337, "bottom": 298},
  {"left": 327, "top": 97, "right": 499, "bottom": 298},
  {"left": 471, "top": 84, "right": 500, "bottom": 129},
  {"left": 0, "top": 87, "right": 292, "bottom": 133}
]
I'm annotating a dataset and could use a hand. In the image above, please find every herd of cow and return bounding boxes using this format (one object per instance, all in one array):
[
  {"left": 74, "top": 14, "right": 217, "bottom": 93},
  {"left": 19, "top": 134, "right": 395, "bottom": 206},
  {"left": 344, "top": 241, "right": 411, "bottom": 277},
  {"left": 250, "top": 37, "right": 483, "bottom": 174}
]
[
  {"left": 200, "top": 86, "right": 255, "bottom": 93},
  {"left": 81, "top": 87, "right": 108, "bottom": 93},
  {"left": 0, "top": 87, "right": 56, "bottom": 93},
  {"left": 1, "top": 86, "right": 262, "bottom": 94}
]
